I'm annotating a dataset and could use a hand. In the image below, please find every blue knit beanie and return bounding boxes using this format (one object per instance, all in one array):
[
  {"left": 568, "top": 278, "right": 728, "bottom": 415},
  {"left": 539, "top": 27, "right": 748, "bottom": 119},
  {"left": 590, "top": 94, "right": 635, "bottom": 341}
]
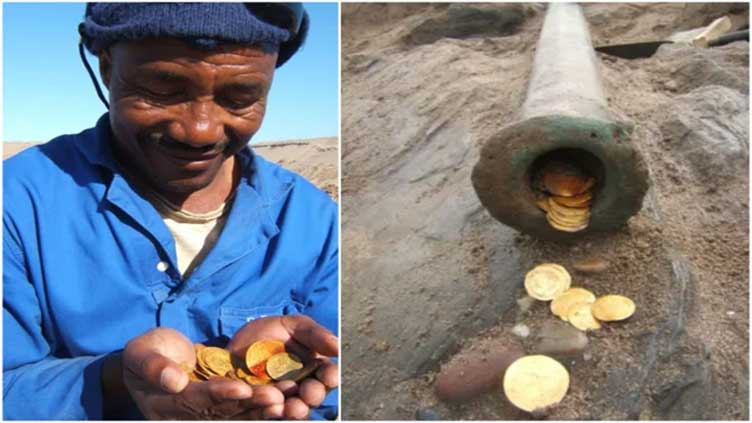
[{"left": 80, "top": 3, "right": 308, "bottom": 67}]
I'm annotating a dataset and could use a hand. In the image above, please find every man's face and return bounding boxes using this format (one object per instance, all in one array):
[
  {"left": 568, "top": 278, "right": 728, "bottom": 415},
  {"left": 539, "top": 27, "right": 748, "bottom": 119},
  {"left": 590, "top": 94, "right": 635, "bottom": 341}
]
[{"left": 100, "top": 39, "right": 277, "bottom": 195}]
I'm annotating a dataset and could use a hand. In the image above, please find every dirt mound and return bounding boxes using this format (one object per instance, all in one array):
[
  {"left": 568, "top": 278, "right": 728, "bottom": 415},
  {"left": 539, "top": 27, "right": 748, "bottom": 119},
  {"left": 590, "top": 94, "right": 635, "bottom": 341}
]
[{"left": 342, "top": 3, "right": 748, "bottom": 420}]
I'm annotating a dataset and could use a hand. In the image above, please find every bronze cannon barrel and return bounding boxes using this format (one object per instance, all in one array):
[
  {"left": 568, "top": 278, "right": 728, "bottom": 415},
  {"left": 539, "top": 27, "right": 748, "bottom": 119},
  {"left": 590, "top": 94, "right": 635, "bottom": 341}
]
[{"left": 472, "top": 3, "right": 649, "bottom": 239}]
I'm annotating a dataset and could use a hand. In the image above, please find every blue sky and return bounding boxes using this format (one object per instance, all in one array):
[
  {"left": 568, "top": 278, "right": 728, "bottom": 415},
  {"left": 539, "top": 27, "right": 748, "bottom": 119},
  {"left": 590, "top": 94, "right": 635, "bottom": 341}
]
[{"left": 3, "top": 2, "right": 339, "bottom": 143}]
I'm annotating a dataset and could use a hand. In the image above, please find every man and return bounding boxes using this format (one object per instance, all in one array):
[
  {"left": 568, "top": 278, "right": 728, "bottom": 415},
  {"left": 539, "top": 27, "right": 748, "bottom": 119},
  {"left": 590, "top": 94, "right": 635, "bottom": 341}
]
[{"left": 3, "top": 3, "right": 338, "bottom": 420}]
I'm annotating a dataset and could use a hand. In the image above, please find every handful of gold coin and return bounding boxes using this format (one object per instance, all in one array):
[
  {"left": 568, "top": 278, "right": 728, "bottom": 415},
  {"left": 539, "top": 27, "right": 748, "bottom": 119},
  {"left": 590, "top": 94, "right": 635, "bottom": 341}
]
[
  {"left": 534, "top": 160, "right": 595, "bottom": 233},
  {"left": 525, "top": 263, "right": 636, "bottom": 331},
  {"left": 183, "top": 340, "right": 319, "bottom": 386}
]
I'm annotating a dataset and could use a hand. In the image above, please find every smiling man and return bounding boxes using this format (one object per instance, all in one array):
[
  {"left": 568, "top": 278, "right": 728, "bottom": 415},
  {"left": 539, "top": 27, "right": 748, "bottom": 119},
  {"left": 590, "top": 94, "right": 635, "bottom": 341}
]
[{"left": 3, "top": 3, "right": 338, "bottom": 420}]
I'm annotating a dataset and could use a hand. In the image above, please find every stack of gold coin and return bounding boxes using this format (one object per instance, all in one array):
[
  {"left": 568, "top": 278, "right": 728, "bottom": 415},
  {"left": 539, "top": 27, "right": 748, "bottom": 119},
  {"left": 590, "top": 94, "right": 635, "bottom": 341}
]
[
  {"left": 534, "top": 160, "right": 595, "bottom": 233},
  {"left": 183, "top": 340, "right": 319, "bottom": 386}
]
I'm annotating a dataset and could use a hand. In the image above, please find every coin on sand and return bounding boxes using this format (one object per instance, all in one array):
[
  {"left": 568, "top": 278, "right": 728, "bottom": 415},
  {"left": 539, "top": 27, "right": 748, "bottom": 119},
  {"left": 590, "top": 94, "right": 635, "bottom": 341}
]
[
  {"left": 550, "top": 288, "right": 596, "bottom": 321},
  {"left": 266, "top": 352, "right": 305, "bottom": 381},
  {"left": 567, "top": 302, "right": 601, "bottom": 331},
  {"left": 591, "top": 295, "right": 636, "bottom": 322},
  {"left": 524, "top": 264, "right": 572, "bottom": 301},
  {"left": 503, "top": 355, "right": 570, "bottom": 412}
]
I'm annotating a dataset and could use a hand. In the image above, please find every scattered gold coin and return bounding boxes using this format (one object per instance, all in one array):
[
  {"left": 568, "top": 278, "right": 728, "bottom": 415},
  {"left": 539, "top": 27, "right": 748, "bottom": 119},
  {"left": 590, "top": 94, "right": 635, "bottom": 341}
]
[
  {"left": 524, "top": 263, "right": 572, "bottom": 301},
  {"left": 550, "top": 287, "right": 596, "bottom": 321},
  {"left": 566, "top": 302, "right": 601, "bottom": 331},
  {"left": 591, "top": 295, "right": 636, "bottom": 321},
  {"left": 503, "top": 355, "right": 570, "bottom": 412}
]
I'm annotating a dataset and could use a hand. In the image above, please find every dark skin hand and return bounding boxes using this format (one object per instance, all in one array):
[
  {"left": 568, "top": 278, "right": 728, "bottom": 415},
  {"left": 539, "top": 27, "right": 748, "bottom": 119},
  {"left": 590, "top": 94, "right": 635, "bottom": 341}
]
[
  {"left": 227, "top": 315, "right": 340, "bottom": 420},
  {"left": 102, "top": 327, "right": 284, "bottom": 420},
  {"left": 101, "top": 317, "right": 339, "bottom": 420}
]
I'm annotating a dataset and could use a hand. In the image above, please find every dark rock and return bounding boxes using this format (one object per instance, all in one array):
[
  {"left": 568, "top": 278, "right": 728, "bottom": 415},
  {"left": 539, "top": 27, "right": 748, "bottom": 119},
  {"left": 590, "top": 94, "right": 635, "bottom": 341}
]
[
  {"left": 434, "top": 344, "right": 524, "bottom": 402},
  {"left": 445, "top": 4, "right": 525, "bottom": 38},
  {"left": 406, "top": 4, "right": 525, "bottom": 46}
]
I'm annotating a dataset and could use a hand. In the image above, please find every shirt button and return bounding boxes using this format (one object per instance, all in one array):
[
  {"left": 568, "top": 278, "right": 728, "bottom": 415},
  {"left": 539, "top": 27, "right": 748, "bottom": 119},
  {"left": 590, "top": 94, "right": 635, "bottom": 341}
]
[{"left": 156, "top": 261, "right": 169, "bottom": 272}]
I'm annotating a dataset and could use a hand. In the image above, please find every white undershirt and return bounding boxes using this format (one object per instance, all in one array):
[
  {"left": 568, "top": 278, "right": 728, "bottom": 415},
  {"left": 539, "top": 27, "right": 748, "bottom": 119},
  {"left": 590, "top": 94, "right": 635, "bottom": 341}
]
[{"left": 142, "top": 189, "right": 234, "bottom": 278}]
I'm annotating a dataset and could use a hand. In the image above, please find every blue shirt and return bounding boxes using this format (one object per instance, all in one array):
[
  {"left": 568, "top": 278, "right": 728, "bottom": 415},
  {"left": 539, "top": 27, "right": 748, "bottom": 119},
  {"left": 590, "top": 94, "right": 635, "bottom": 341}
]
[{"left": 3, "top": 114, "right": 339, "bottom": 420}]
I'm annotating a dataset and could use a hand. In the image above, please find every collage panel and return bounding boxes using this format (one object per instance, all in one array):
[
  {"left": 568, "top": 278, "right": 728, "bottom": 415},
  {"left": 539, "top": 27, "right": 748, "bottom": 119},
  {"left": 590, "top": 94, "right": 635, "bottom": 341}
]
[
  {"left": 3, "top": 2, "right": 339, "bottom": 421},
  {"left": 341, "top": 2, "right": 749, "bottom": 420}
]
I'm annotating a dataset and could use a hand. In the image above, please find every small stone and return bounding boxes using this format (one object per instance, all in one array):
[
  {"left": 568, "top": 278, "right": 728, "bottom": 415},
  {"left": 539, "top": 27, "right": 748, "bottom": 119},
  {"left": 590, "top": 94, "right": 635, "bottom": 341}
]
[
  {"left": 583, "top": 352, "right": 593, "bottom": 361},
  {"left": 516, "top": 296, "right": 536, "bottom": 313},
  {"left": 435, "top": 344, "right": 525, "bottom": 402},
  {"left": 416, "top": 408, "right": 441, "bottom": 420},
  {"left": 726, "top": 311, "right": 736, "bottom": 316},
  {"left": 512, "top": 324, "right": 531, "bottom": 338},
  {"left": 533, "top": 320, "right": 589, "bottom": 358},
  {"left": 664, "top": 80, "right": 678, "bottom": 91},
  {"left": 572, "top": 258, "right": 610, "bottom": 274}
]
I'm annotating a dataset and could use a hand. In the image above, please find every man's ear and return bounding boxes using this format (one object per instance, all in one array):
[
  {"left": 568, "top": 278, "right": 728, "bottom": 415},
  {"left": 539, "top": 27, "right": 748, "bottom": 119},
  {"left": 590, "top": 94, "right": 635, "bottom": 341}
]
[{"left": 98, "top": 49, "right": 112, "bottom": 89}]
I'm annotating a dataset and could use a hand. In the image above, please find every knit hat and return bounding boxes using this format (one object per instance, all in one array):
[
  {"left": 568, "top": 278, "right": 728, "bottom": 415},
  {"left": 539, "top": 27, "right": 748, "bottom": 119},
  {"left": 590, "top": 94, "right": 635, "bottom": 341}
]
[{"left": 79, "top": 3, "right": 308, "bottom": 67}]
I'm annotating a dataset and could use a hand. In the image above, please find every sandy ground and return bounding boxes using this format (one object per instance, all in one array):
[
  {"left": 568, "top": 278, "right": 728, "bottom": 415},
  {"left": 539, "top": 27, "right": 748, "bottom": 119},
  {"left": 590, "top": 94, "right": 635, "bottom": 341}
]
[
  {"left": 3, "top": 138, "right": 339, "bottom": 201},
  {"left": 342, "top": 3, "right": 748, "bottom": 420}
]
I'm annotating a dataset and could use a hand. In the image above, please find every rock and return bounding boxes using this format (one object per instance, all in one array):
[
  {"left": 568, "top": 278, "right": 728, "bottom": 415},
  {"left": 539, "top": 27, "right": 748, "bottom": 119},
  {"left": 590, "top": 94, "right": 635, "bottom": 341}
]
[
  {"left": 435, "top": 344, "right": 525, "bottom": 402},
  {"left": 533, "top": 320, "right": 589, "bottom": 358},
  {"left": 660, "top": 85, "right": 749, "bottom": 180},
  {"left": 512, "top": 323, "right": 530, "bottom": 338},
  {"left": 573, "top": 258, "right": 610, "bottom": 274},
  {"left": 516, "top": 295, "right": 536, "bottom": 313},
  {"left": 446, "top": 4, "right": 525, "bottom": 37},
  {"left": 416, "top": 407, "right": 441, "bottom": 420},
  {"left": 405, "top": 4, "right": 525, "bottom": 46}
]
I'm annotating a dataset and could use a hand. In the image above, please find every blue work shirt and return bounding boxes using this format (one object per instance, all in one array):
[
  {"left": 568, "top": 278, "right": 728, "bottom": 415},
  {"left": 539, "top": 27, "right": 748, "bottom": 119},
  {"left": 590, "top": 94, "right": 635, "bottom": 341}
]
[{"left": 3, "top": 114, "right": 339, "bottom": 420}]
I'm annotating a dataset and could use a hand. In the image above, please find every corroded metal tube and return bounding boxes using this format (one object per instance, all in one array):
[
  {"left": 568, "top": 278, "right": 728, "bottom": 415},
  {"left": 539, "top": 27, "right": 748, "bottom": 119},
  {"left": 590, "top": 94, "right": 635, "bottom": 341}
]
[{"left": 472, "top": 3, "right": 649, "bottom": 240}]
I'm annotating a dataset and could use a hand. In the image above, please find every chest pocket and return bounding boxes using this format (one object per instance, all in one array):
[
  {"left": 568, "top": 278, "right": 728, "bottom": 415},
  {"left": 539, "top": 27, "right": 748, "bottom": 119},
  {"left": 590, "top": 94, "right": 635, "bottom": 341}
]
[{"left": 219, "top": 301, "right": 304, "bottom": 338}]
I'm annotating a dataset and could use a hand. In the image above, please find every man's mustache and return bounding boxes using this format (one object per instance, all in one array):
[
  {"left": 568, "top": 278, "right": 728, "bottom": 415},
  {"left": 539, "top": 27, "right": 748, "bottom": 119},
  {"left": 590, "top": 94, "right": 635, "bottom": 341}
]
[{"left": 140, "top": 132, "right": 231, "bottom": 154}]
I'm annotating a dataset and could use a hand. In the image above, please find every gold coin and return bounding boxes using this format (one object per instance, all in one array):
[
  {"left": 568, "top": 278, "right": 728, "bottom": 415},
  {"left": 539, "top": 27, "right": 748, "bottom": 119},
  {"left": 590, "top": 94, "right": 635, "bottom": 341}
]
[
  {"left": 198, "top": 347, "right": 233, "bottom": 376},
  {"left": 551, "top": 191, "right": 593, "bottom": 208},
  {"left": 245, "top": 340, "right": 286, "bottom": 378},
  {"left": 266, "top": 352, "right": 305, "bottom": 381},
  {"left": 591, "top": 295, "right": 636, "bottom": 321},
  {"left": 567, "top": 302, "right": 601, "bottom": 331},
  {"left": 536, "top": 197, "right": 551, "bottom": 212},
  {"left": 503, "top": 355, "right": 570, "bottom": 412},
  {"left": 546, "top": 213, "right": 588, "bottom": 233},
  {"left": 242, "top": 374, "right": 272, "bottom": 386},
  {"left": 548, "top": 213, "right": 589, "bottom": 229},
  {"left": 524, "top": 264, "right": 571, "bottom": 301},
  {"left": 548, "top": 198, "right": 591, "bottom": 219},
  {"left": 178, "top": 362, "right": 194, "bottom": 374},
  {"left": 542, "top": 164, "right": 592, "bottom": 197},
  {"left": 550, "top": 288, "right": 596, "bottom": 321},
  {"left": 188, "top": 371, "right": 202, "bottom": 382}
]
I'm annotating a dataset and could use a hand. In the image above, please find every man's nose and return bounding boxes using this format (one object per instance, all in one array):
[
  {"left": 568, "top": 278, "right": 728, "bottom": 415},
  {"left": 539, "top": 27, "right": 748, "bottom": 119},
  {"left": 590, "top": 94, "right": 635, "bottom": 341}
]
[{"left": 169, "top": 101, "right": 225, "bottom": 147}]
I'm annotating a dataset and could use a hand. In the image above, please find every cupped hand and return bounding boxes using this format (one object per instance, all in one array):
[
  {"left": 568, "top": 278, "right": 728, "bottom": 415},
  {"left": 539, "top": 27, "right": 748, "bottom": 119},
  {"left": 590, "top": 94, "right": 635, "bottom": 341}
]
[
  {"left": 121, "top": 327, "right": 284, "bottom": 419},
  {"left": 226, "top": 315, "right": 339, "bottom": 419}
]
